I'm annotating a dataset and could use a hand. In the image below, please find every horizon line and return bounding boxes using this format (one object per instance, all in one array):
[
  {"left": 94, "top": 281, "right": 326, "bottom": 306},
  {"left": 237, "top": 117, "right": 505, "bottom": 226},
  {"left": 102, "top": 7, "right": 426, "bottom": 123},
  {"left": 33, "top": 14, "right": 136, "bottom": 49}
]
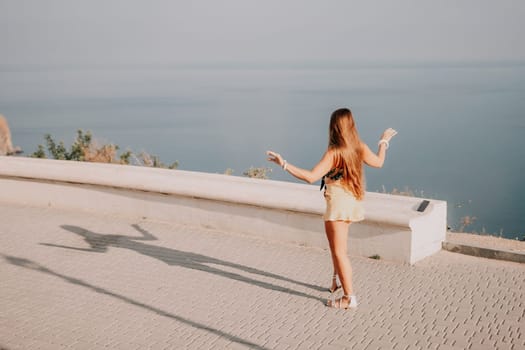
[{"left": 1, "top": 59, "right": 525, "bottom": 72}]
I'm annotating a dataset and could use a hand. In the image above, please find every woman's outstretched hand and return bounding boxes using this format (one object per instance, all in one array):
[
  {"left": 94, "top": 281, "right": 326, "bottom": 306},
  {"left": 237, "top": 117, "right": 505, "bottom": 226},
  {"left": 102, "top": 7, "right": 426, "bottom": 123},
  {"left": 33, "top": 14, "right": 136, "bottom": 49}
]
[
  {"left": 266, "top": 150, "right": 284, "bottom": 167},
  {"left": 381, "top": 128, "right": 398, "bottom": 142}
]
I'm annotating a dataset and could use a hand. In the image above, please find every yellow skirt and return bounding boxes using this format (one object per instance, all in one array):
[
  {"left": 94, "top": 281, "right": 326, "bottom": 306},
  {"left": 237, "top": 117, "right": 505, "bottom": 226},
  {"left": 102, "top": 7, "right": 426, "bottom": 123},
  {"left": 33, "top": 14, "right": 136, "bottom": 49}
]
[{"left": 323, "top": 184, "right": 365, "bottom": 222}]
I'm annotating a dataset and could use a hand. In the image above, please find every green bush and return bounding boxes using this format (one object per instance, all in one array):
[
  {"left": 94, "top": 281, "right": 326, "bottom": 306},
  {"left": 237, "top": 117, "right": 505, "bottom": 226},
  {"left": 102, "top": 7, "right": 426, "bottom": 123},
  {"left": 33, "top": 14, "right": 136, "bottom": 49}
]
[
  {"left": 31, "top": 130, "right": 178, "bottom": 170},
  {"left": 32, "top": 130, "right": 93, "bottom": 161}
]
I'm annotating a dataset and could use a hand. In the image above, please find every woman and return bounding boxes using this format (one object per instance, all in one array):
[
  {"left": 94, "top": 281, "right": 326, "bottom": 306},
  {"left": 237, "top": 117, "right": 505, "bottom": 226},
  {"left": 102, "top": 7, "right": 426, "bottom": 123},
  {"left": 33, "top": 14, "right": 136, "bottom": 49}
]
[{"left": 267, "top": 108, "right": 397, "bottom": 309}]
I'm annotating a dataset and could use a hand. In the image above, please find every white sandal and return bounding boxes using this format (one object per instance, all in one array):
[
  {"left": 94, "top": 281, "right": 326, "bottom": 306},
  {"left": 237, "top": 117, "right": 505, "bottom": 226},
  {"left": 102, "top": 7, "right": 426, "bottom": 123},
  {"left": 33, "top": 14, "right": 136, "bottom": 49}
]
[{"left": 327, "top": 294, "right": 358, "bottom": 309}]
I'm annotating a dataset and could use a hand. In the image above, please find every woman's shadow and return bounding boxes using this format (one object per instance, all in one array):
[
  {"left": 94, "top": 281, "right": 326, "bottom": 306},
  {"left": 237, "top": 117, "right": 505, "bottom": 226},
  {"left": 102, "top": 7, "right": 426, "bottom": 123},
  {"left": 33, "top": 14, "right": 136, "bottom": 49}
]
[{"left": 41, "top": 224, "right": 326, "bottom": 302}]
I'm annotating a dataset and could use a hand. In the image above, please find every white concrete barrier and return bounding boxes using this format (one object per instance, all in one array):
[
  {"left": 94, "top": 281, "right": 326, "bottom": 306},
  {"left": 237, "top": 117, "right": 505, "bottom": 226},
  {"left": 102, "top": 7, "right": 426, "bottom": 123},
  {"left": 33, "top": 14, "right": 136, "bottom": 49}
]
[{"left": 0, "top": 156, "right": 447, "bottom": 264}]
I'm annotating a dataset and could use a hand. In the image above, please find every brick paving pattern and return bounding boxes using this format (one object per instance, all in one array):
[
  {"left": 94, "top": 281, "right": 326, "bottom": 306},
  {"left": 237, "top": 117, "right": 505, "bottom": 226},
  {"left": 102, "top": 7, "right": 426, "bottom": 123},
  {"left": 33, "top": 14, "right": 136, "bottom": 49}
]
[{"left": 1, "top": 203, "right": 524, "bottom": 350}]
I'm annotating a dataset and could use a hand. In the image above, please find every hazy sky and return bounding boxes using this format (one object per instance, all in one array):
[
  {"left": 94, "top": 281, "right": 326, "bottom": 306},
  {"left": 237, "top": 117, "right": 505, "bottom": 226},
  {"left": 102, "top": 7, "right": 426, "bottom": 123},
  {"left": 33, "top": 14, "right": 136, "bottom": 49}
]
[{"left": 1, "top": 0, "right": 524, "bottom": 65}]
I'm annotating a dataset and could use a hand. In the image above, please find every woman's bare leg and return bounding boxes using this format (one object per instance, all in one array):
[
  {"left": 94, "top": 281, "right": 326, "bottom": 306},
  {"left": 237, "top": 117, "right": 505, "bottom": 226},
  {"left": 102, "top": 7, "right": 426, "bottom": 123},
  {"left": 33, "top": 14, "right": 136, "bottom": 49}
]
[
  {"left": 325, "top": 225, "right": 340, "bottom": 291},
  {"left": 329, "top": 264, "right": 339, "bottom": 292},
  {"left": 325, "top": 220, "right": 353, "bottom": 301}
]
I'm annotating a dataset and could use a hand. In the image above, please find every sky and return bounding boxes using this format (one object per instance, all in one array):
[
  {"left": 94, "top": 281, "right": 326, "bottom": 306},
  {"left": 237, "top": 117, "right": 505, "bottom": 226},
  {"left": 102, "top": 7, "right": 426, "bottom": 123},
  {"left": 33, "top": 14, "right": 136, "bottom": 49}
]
[{"left": 1, "top": 0, "right": 524, "bottom": 66}]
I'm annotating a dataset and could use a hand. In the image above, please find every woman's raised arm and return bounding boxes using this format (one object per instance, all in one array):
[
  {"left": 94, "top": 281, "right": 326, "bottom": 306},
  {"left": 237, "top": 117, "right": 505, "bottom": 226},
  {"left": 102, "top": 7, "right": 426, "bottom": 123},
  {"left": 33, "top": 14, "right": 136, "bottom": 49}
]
[
  {"left": 362, "top": 128, "right": 397, "bottom": 168},
  {"left": 267, "top": 149, "right": 333, "bottom": 184}
]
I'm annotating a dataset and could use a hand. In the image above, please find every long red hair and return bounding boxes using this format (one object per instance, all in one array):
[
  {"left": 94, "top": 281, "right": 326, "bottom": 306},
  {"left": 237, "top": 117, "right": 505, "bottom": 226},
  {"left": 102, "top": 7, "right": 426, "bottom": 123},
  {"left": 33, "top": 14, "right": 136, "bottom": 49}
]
[{"left": 328, "top": 108, "right": 365, "bottom": 200}]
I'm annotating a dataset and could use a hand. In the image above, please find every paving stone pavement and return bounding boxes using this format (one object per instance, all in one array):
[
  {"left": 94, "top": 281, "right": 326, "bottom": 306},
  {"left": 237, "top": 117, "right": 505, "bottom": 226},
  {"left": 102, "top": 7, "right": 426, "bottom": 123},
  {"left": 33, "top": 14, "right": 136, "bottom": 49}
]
[{"left": 0, "top": 202, "right": 524, "bottom": 350}]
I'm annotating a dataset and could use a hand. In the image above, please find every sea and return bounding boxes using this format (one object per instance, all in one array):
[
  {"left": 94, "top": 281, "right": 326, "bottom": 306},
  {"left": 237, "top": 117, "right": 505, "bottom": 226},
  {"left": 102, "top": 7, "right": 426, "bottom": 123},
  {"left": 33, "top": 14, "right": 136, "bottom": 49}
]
[{"left": 1, "top": 62, "right": 524, "bottom": 239}]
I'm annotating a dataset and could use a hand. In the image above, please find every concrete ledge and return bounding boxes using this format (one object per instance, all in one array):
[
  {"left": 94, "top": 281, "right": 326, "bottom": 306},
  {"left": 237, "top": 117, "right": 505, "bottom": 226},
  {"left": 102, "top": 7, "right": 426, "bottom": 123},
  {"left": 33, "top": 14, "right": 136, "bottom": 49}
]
[
  {"left": 442, "top": 241, "right": 525, "bottom": 264},
  {"left": 0, "top": 156, "right": 447, "bottom": 264}
]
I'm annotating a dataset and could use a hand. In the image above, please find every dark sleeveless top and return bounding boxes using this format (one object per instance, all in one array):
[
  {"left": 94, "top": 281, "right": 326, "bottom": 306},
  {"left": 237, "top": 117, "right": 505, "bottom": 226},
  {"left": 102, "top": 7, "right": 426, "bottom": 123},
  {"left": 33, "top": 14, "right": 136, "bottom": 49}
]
[{"left": 320, "top": 168, "right": 343, "bottom": 191}]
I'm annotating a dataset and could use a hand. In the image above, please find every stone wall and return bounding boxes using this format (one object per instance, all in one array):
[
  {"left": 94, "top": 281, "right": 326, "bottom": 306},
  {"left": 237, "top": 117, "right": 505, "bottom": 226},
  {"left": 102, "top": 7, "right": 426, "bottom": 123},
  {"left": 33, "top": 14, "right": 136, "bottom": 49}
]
[{"left": 0, "top": 157, "right": 447, "bottom": 264}]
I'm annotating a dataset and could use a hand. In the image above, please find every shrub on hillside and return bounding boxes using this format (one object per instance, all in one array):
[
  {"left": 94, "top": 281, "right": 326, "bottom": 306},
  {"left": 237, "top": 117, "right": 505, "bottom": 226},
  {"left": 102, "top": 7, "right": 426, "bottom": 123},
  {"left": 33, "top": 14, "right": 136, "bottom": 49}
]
[
  {"left": 243, "top": 166, "right": 272, "bottom": 179},
  {"left": 31, "top": 130, "right": 178, "bottom": 169}
]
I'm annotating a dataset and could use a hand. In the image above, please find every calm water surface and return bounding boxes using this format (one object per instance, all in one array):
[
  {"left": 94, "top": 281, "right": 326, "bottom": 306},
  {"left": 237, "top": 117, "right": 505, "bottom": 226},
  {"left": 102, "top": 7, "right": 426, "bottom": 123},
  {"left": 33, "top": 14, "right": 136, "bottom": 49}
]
[{"left": 1, "top": 63, "right": 524, "bottom": 238}]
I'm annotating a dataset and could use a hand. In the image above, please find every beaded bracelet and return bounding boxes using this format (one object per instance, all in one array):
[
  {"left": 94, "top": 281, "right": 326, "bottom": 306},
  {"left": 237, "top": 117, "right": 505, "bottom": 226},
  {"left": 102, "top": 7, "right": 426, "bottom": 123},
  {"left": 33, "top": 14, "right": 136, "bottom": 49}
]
[{"left": 378, "top": 139, "right": 390, "bottom": 149}]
